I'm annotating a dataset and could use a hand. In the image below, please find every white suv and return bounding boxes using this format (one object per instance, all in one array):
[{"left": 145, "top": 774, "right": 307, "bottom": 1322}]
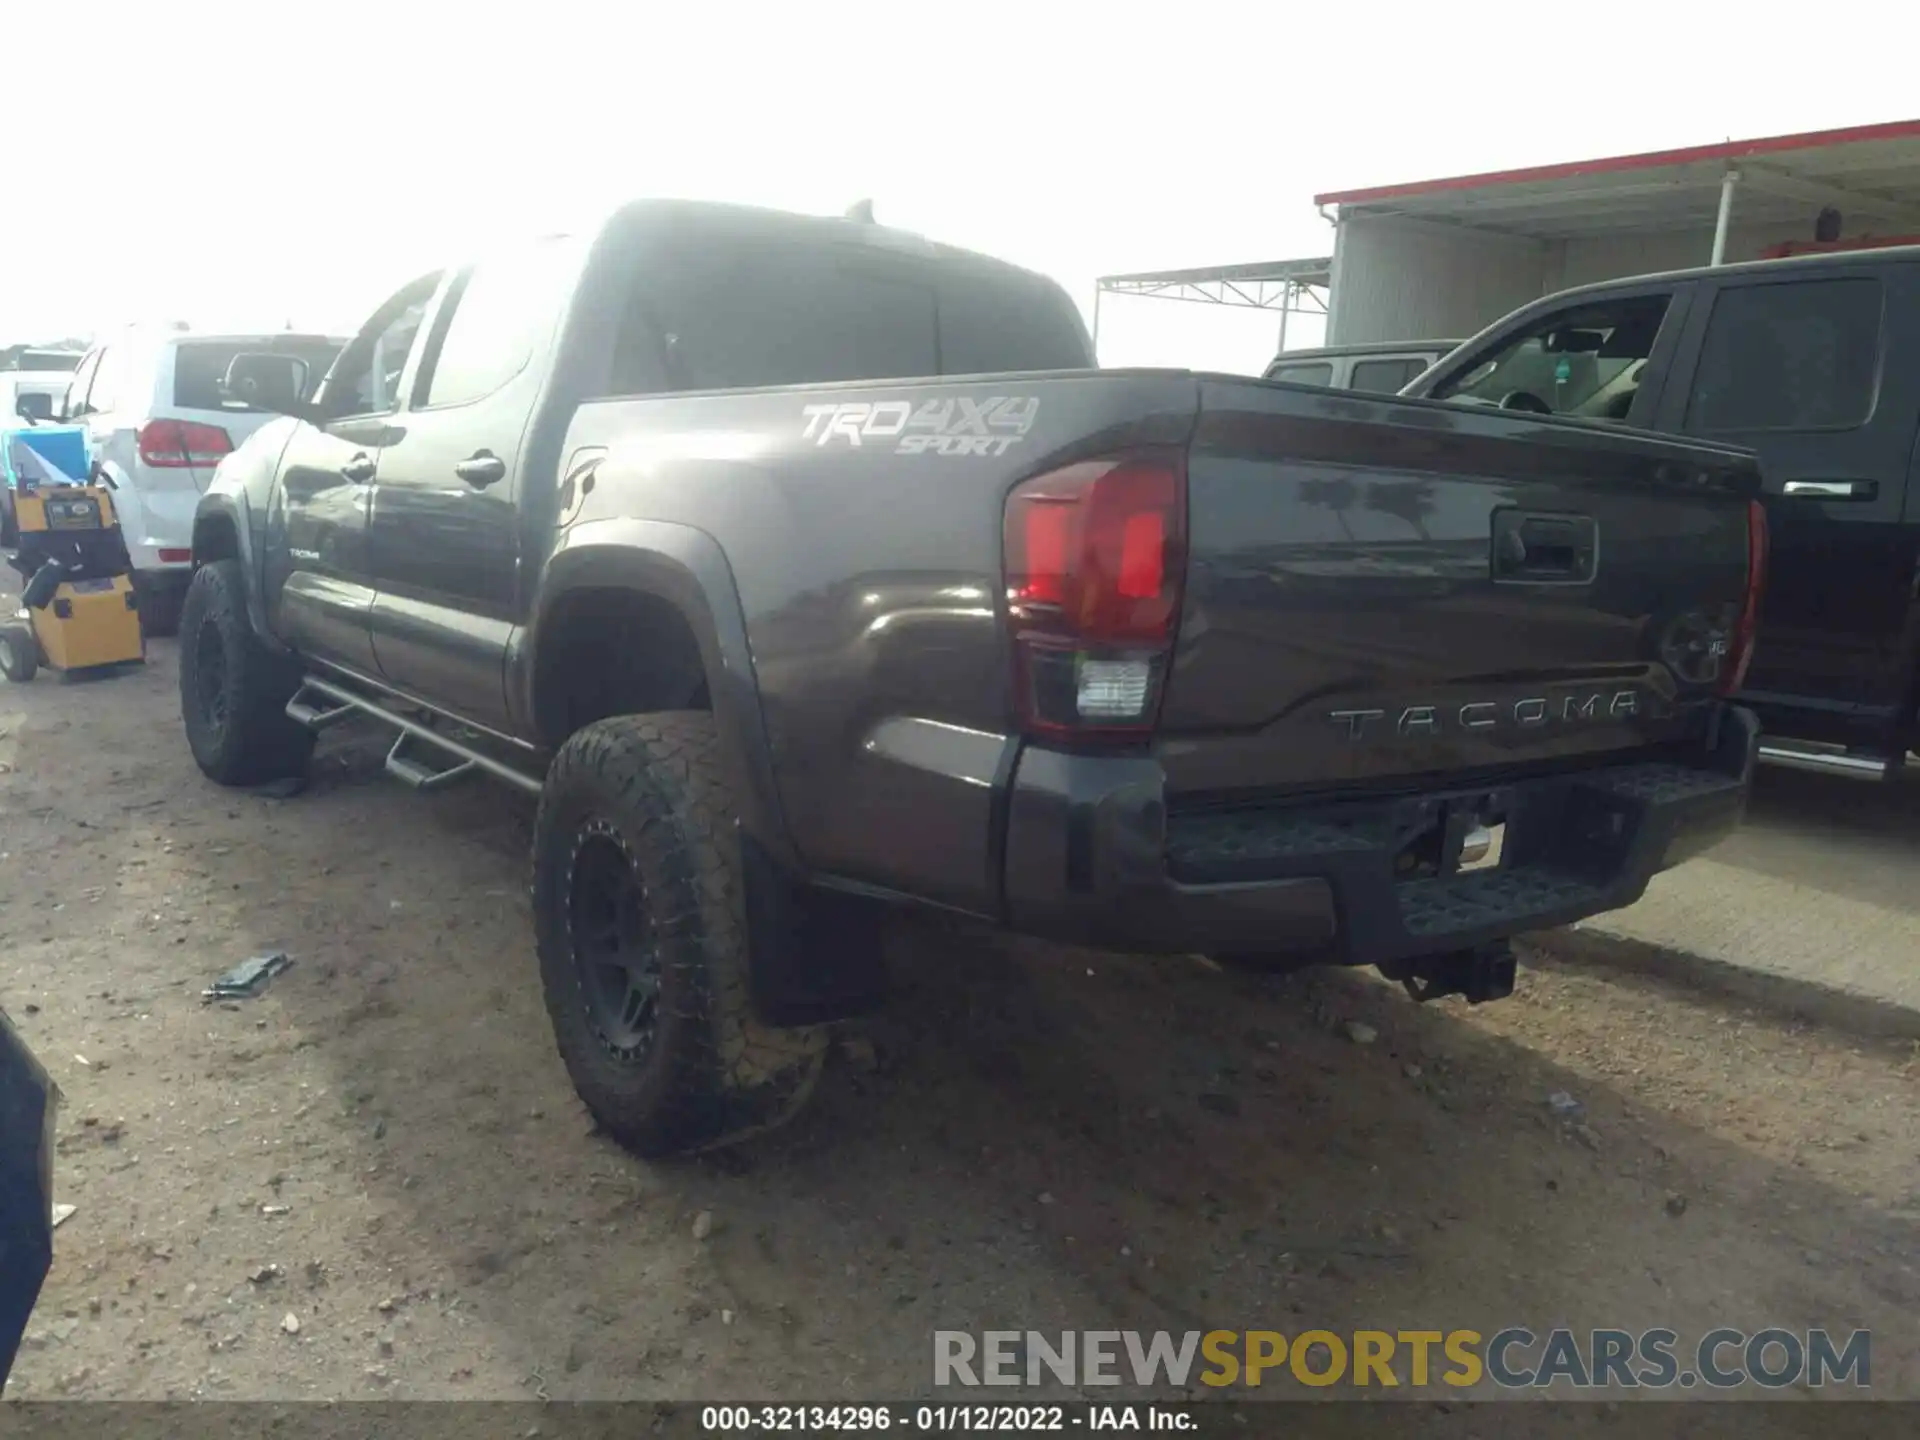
[{"left": 58, "top": 328, "right": 344, "bottom": 632}]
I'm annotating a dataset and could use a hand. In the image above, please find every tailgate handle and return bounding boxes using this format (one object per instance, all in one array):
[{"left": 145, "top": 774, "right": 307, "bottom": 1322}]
[
  {"left": 1492, "top": 510, "right": 1596, "bottom": 584},
  {"left": 1783, "top": 479, "right": 1876, "bottom": 501}
]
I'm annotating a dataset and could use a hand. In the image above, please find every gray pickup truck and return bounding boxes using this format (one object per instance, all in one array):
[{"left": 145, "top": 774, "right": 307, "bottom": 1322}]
[{"left": 179, "top": 200, "right": 1765, "bottom": 1156}]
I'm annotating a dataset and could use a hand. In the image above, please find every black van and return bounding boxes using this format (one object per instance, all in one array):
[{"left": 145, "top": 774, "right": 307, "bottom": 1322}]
[{"left": 1405, "top": 247, "right": 1920, "bottom": 780}]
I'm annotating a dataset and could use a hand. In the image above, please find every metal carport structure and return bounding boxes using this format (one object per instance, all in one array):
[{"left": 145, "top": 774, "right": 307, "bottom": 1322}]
[
  {"left": 1097, "top": 119, "right": 1920, "bottom": 362},
  {"left": 1315, "top": 118, "right": 1920, "bottom": 345},
  {"left": 1092, "top": 255, "right": 1330, "bottom": 354}
]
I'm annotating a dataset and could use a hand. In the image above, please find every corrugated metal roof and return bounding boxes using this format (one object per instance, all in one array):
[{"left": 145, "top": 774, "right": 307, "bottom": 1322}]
[{"left": 1316, "top": 119, "right": 1920, "bottom": 240}]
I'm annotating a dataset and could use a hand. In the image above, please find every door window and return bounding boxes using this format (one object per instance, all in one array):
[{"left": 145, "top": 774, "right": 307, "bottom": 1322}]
[
  {"left": 1433, "top": 293, "right": 1672, "bottom": 421},
  {"left": 1349, "top": 357, "right": 1430, "bottom": 394},
  {"left": 60, "top": 350, "right": 101, "bottom": 419},
  {"left": 324, "top": 276, "right": 440, "bottom": 419},
  {"left": 1267, "top": 362, "right": 1334, "bottom": 387},
  {"left": 415, "top": 238, "right": 575, "bottom": 409},
  {"left": 1683, "top": 277, "right": 1882, "bottom": 433},
  {"left": 85, "top": 347, "right": 124, "bottom": 415}
]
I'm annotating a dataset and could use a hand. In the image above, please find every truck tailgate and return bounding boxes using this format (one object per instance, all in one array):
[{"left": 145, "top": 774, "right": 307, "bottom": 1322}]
[{"left": 1159, "top": 380, "right": 1761, "bottom": 798}]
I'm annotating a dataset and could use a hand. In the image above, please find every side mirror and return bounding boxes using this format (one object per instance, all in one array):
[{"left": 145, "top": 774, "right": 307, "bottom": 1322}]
[
  {"left": 13, "top": 392, "right": 54, "bottom": 424},
  {"left": 220, "top": 352, "right": 312, "bottom": 413}
]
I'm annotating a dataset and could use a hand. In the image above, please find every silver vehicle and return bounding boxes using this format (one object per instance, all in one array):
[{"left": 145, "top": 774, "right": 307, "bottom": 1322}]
[
  {"left": 56, "top": 328, "right": 345, "bottom": 632},
  {"left": 1264, "top": 339, "right": 1462, "bottom": 394}
]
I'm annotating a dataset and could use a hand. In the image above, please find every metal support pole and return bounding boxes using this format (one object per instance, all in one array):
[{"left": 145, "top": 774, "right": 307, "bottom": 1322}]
[
  {"left": 1091, "top": 284, "right": 1102, "bottom": 358},
  {"left": 1710, "top": 169, "right": 1741, "bottom": 267},
  {"left": 1277, "top": 281, "right": 1292, "bottom": 353}
]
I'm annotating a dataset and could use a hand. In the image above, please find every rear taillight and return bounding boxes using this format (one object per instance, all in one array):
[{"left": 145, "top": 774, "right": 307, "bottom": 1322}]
[
  {"left": 137, "top": 419, "right": 232, "bottom": 470},
  {"left": 1722, "top": 498, "right": 1769, "bottom": 695},
  {"left": 1003, "top": 449, "right": 1187, "bottom": 739}
]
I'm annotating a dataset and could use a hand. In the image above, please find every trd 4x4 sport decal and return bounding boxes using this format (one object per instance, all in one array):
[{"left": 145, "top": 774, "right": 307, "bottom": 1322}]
[{"left": 801, "top": 396, "right": 1039, "bottom": 456}]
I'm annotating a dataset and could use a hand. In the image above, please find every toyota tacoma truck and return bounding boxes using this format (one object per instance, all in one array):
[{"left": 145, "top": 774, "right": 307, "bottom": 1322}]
[{"left": 177, "top": 200, "right": 1766, "bottom": 1157}]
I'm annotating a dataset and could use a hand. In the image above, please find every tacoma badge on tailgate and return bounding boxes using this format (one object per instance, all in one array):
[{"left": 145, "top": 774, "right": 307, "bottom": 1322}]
[{"left": 1331, "top": 690, "right": 1641, "bottom": 740}]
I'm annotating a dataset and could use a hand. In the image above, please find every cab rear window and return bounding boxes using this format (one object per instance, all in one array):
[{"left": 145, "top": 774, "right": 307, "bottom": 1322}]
[{"left": 174, "top": 341, "right": 341, "bottom": 411}]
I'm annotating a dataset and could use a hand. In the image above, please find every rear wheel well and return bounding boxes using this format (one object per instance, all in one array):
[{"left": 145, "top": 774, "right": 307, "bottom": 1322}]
[{"left": 534, "top": 588, "right": 711, "bottom": 746}]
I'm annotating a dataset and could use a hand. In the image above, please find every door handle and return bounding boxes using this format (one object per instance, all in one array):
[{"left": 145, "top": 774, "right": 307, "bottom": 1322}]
[
  {"left": 1782, "top": 479, "right": 1877, "bottom": 500},
  {"left": 340, "top": 453, "right": 376, "bottom": 484},
  {"left": 455, "top": 451, "right": 507, "bottom": 488}
]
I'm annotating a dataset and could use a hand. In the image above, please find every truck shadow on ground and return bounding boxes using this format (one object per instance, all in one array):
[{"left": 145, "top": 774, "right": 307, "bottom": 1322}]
[
  {"left": 8, "top": 653, "right": 1914, "bottom": 1411},
  {"left": 256, "top": 728, "right": 1920, "bottom": 1402}
]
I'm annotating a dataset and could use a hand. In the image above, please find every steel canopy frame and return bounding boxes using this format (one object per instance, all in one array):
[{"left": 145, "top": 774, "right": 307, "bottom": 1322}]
[{"left": 1093, "top": 257, "right": 1331, "bottom": 353}]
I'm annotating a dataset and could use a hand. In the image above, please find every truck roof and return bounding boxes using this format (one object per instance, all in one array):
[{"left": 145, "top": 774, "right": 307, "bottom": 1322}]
[{"left": 599, "top": 198, "right": 1067, "bottom": 289}]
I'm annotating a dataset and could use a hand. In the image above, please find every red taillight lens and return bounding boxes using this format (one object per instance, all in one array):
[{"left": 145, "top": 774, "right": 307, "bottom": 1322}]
[
  {"left": 1003, "top": 449, "right": 1187, "bottom": 739},
  {"left": 137, "top": 419, "right": 233, "bottom": 470},
  {"left": 1722, "top": 498, "right": 1769, "bottom": 695}
]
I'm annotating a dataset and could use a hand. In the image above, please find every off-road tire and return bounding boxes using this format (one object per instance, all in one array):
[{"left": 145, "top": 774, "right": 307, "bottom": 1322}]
[
  {"left": 533, "top": 712, "right": 827, "bottom": 1157},
  {"left": 177, "top": 560, "right": 313, "bottom": 786},
  {"left": 135, "top": 577, "right": 186, "bottom": 638},
  {"left": 0, "top": 625, "right": 37, "bottom": 683}
]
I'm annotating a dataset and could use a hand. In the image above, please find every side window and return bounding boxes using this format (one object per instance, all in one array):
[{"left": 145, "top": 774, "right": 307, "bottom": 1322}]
[
  {"left": 415, "top": 238, "right": 572, "bottom": 409},
  {"left": 1350, "top": 357, "right": 1429, "bottom": 394},
  {"left": 1684, "top": 278, "right": 1882, "bottom": 433},
  {"left": 323, "top": 281, "right": 438, "bottom": 419},
  {"left": 86, "top": 347, "right": 123, "bottom": 415},
  {"left": 1268, "top": 362, "right": 1334, "bottom": 387},
  {"left": 61, "top": 350, "right": 102, "bottom": 419},
  {"left": 1434, "top": 293, "right": 1672, "bottom": 421}
]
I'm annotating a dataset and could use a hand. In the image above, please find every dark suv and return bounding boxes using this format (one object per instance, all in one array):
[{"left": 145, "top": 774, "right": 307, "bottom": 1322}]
[{"left": 1405, "top": 247, "right": 1920, "bottom": 780}]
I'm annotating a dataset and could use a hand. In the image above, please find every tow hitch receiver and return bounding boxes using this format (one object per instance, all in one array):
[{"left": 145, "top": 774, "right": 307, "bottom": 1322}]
[{"left": 1380, "top": 940, "right": 1517, "bottom": 1005}]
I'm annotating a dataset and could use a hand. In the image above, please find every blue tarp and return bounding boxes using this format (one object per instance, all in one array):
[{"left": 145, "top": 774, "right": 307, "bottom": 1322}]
[{"left": 2, "top": 425, "right": 89, "bottom": 492}]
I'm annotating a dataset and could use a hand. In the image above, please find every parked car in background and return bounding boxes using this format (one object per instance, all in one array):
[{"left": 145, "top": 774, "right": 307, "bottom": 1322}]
[
  {"left": 1264, "top": 339, "right": 1461, "bottom": 394},
  {"left": 1404, "top": 246, "right": 1920, "bottom": 781},
  {"left": 0, "top": 345, "right": 83, "bottom": 374},
  {"left": 55, "top": 329, "right": 345, "bottom": 633}
]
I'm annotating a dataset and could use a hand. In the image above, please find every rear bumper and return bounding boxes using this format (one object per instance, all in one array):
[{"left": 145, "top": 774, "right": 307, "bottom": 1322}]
[{"left": 1002, "top": 706, "right": 1758, "bottom": 966}]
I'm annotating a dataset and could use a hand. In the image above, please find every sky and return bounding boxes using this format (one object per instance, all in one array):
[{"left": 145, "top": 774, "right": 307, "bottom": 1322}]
[{"left": 6, "top": 2, "right": 1912, "bottom": 375}]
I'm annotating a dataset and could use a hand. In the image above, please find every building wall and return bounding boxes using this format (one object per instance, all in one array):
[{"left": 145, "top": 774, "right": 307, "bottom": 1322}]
[
  {"left": 1546, "top": 220, "right": 1811, "bottom": 291},
  {"left": 1326, "top": 216, "right": 1549, "bottom": 345},
  {"left": 1329, "top": 216, "right": 1826, "bottom": 345}
]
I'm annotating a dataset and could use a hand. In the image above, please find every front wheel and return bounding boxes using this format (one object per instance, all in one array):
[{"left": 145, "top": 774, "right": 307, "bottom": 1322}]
[
  {"left": 177, "top": 560, "right": 313, "bottom": 786},
  {"left": 0, "top": 625, "right": 37, "bottom": 683},
  {"left": 533, "top": 712, "right": 826, "bottom": 1157}
]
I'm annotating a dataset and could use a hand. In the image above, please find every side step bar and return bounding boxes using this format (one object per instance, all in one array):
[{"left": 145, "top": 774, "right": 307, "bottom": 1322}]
[
  {"left": 1756, "top": 743, "right": 1897, "bottom": 781},
  {"left": 285, "top": 677, "right": 543, "bottom": 797}
]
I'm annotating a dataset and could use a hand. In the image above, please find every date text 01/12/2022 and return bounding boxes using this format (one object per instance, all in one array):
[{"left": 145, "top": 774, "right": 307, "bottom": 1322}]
[{"left": 699, "top": 1403, "right": 1193, "bottom": 1431}]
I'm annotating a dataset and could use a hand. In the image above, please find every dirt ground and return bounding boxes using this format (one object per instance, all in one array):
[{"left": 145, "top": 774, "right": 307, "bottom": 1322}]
[{"left": 3, "top": 640, "right": 1918, "bottom": 1409}]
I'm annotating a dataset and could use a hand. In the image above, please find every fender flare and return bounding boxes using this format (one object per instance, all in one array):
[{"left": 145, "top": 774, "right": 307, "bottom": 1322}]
[
  {"left": 516, "top": 516, "right": 798, "bottom": 869},
  {"left": 190, "top": 491, "right": 283, "bottom": 652}
]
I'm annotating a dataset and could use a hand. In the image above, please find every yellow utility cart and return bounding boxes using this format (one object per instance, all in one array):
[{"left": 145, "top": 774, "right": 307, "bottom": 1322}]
[{"left": 0, "top": 485, "right": 145, "bottom": 683}]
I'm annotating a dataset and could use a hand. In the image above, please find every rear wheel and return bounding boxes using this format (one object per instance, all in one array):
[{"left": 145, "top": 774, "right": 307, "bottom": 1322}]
[
  {"left": 0, "top": 625, "right": 37, "bottom": 683},
  {"left": 533, "top": 712, "right": 826, "bottom": 1157},
  {"left": 177, "top": 560, "right": 313, "bottom": 786},
  {"left": 135, "top": 576, "right": 186, "bottom": 638}
]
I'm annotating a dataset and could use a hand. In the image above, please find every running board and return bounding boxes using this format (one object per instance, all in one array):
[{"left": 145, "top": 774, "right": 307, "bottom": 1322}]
[
  {"left": 385, "top": 732, "right": 478, "bottom": 791},
  {"left": 286, "top": 684, "right": 358, "bottom": 731},
  {"left": 1756, "top": 743, "right": 1894, "bottom": 781},
  {"left": 288, "top": 674, "right": 543, "bottom": 797}
]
